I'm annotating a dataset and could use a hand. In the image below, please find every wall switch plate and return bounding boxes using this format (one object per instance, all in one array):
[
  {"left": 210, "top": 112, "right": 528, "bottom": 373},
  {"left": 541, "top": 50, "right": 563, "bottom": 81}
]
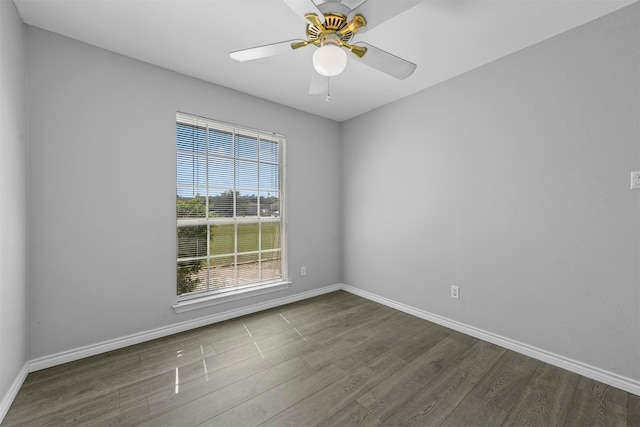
[
  {"left": 301, "top": 266, "right": 307, "bottom": 276},
  {"left": 451, "top": 285, "right": 460, "bottom": 299},
  {"left": 631, "top": 172, "right": 640, "bottom": 190}
]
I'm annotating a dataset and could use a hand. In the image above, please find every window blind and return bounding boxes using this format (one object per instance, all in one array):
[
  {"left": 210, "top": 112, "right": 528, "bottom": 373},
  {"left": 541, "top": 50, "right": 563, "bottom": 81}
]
[{"left": 176, "top": 112, "right": 286, "bottom": 297}]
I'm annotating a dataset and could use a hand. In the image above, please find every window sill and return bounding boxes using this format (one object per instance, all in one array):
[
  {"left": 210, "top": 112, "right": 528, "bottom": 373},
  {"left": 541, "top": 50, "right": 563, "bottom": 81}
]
[{"left": 172, "top": 281, "right": 291, "bottom": 314}]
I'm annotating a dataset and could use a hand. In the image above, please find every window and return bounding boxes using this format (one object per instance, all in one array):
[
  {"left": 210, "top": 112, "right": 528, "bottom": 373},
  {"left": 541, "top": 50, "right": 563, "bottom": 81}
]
[{"left": 176, "top": 112, "right": 286, "bottom": 302}]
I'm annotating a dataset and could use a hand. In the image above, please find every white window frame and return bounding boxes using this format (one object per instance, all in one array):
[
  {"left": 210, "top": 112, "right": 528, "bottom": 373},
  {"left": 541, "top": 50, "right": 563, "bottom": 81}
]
[{"left": 173, "top": 112, "right": 289, "bottom": 313}]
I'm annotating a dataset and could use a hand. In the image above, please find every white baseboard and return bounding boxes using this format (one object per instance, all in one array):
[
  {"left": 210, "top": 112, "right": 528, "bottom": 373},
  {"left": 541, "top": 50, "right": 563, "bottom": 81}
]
[
  {"left": 30, "top": 284, "right": 342, "bottom": 372},
  {"left": 0, "top": 362, "right": 28, "bottom": 424},
  {"left": 340, "top": 283, "right": 640, "bottom": 397}
]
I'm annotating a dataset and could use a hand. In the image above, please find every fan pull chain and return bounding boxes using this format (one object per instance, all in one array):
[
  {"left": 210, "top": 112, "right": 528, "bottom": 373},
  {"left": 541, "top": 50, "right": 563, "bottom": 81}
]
[{"left": 326, "top": 78, "right": 332, "bottom": 102}]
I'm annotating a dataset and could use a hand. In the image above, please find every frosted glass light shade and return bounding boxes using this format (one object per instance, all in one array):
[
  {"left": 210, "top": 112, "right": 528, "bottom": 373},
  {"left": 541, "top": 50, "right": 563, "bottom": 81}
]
[{"left": 312, "top": 45, "right": 347, "bottom": 77}]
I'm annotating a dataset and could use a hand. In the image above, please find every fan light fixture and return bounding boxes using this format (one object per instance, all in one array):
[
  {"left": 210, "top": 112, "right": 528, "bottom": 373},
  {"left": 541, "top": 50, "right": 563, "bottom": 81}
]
[
  {"left": 229, "top": 1, "right": 419, "bottom": 97},
  {"left": 312, "top": 43, "right": 347, "bottom": 77}
]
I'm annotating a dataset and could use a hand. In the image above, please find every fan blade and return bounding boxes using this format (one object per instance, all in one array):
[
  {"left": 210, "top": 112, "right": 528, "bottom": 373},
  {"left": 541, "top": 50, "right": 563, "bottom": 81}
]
[
  {"left": 348, "top": 0, "right": 419, "bottom": 34},
  {"left": 309, "top": 70, "right": 328, "bottom": 95},
  {"left": 230, "top": 40, "right": 304, "bottom": 61},
  {"left": 341, "top": 0, "right": 367, "bottom": 10},
  {"left": 353, "top": 42, "right": 416, "bottom": 79},
  {"left": 282, "top": 0, "right": 325, "bottom": 24}
]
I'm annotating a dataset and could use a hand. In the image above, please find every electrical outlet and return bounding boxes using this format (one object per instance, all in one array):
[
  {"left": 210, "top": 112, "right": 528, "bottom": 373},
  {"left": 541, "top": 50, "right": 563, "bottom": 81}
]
[
  {"left": 301, "top": 266, "right": 307, "bottom": 276},
  {"left": 451, "top": 285, "right": 460, "bottom": 299},
  {"left": 631, "top": 172, "right": 640, "bottom": 190}
]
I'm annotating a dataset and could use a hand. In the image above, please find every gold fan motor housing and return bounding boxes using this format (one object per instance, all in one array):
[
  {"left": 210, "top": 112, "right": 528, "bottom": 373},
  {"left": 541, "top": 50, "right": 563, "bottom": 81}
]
[{"left": 307, "top": 13, "right": 354, "bottom": 43}]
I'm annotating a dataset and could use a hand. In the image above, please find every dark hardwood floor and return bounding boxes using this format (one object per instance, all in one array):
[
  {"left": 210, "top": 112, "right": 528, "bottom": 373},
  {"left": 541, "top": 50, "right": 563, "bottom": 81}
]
[{"left": 3, "top": 291, "right": 639, "bottom": 426}]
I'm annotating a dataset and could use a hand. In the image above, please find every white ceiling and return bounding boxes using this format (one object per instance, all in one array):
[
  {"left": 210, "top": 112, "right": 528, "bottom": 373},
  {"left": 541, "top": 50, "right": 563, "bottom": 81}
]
[{"left": 13, "top": 0, "right": 636, "bottom": 122}]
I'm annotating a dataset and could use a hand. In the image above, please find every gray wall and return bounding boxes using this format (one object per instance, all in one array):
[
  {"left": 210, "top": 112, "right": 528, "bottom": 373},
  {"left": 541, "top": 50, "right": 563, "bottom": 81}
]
[
  {"left": 26, "top": 26, "right": 342, "bottom": 359},
  {"left": 0, "top": 0, "right": 29, "bottom": 405},
  {"left": 342, "top": 4, "right": 640, "bottom": 381}
]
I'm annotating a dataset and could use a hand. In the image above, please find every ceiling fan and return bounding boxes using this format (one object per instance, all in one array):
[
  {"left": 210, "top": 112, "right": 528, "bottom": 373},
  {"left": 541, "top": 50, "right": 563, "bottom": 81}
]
[{"left": 229, "top": 0, "right": 418, "bottom": 97}]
